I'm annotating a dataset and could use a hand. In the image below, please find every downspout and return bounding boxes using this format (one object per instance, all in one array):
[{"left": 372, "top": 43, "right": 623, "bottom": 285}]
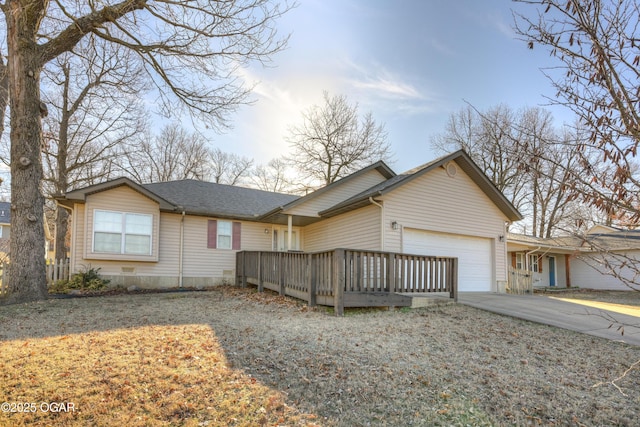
[
  {"left": 179, "top": 209, "right": 185, "bottom": 288},
  {"left": 524, "top": 246, "right": 541, "bottom": 271},
  {"left": 369, "top": 197, "right": 384, "bottom": 251}
]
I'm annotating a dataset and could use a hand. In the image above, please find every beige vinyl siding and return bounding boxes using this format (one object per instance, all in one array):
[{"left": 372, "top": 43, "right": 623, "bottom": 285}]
[
  {"left": 84, "top": 185, "right": 161, "bottom": 262},
  {"left": 303, "top": 205, "right": 381, "bottom": 252},
  {"left": 73, "top": 212, "right": 276, "bottom": 287},
  {"left": 284, "top": 170, "right": 387, "bottom": 217},
  {"left": 382, "top": 165, "right": 509, "bottom": 281},
  {"left": 181, "top": 217, "right": 273, "bottom": 279}
]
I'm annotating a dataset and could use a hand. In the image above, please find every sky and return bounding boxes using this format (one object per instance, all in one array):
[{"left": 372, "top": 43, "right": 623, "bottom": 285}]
[{"left": 208, "top": 0, "right": 576, "bottom": 173}]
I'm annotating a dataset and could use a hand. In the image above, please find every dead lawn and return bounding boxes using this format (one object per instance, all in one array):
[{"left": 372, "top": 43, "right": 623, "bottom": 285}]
[{"left": 1, "top": 287, "right": 639, "bottom": 426}]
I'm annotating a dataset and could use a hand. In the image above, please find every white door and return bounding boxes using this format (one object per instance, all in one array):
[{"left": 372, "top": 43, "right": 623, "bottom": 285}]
[
  {"left": 272, "top": 227, "right": 300, "bottom": 251},
  {"left": 403, "top": 229, "right": 493, "bottom": 292}
]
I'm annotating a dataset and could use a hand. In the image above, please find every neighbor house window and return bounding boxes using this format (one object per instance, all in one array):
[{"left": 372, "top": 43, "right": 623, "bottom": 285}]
[
  {"left": 207, "top": 220, "right": 241, "bottom": 250},
  {"left": 515, "top": 253, "right": 524, "bottom": 270},
  {"left": 528, "top": 254, "right": 542, "bottom": 273},
  {"left": 93, "top": 210, "right": 153, "bottom": 255}
]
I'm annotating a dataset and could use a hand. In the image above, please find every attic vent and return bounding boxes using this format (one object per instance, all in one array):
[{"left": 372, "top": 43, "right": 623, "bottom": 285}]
[{"left": 444, "top": 161, "right": 458, "bottom": 177}]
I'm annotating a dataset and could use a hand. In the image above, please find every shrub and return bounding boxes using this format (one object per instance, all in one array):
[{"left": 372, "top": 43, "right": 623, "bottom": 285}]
[{"left": 49, "top": 266, "right": 110, "bottom": 293}]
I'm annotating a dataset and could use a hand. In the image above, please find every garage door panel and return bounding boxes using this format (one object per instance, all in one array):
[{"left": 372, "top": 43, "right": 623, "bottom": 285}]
[{"left": 403, "top": 230, "right": 492, "bottom": 292}]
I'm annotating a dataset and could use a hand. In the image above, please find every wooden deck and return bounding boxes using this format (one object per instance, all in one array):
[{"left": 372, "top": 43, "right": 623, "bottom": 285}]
[{"left": 236, "top": 249, "right": 458, "bottom": 315}]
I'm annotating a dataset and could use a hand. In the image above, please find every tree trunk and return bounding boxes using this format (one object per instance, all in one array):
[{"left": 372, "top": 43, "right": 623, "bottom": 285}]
[
  {"left": 4, "top": 1, "right": 48, "bottom": 303},
  {"left": 55, "top": 208, "right": 69, "bottom": 263}
]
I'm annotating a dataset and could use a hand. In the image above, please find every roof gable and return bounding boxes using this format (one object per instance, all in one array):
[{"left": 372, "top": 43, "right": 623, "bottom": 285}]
[
  {"left": 320, "top": 150, "right": 522, "bottom": 222},
  {"left": 280, "top": 161, "right": 394, "bottom": 217}
]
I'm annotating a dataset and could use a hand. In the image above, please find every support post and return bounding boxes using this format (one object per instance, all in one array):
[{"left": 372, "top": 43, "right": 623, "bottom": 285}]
[
  {"left": 257, "top": 252, "right": 263, "bottom": 292},
  {"left": 307, "top": 253, "right": 316, "bottom": 306},
  {"left": 333, "top": 249, "right": 345, "bottom": 316},
  {"left": 450, "top": 257, "right": 458, "bottom": 302},
  {"left": 386, "top": 252, "right": 395, "bottom": 292},
  {"left": 279, "top": 251, "right": 285, "bottom": 295},
  {"left": 235, "top": 251, "right": 243, "bottom": 286}
]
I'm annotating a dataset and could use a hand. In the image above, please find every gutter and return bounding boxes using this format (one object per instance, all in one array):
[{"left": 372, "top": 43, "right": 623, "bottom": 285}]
[
  {"left": 369, "top": 197, "right": 384, "bottom": 250},
  {"left": 179, "top": 209, "right": 185, "bottom": 288}
]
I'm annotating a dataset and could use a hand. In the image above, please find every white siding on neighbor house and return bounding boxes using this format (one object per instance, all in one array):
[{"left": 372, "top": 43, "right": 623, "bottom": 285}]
[
  {"left": 283, "top": 169, "right": 388, "bottom": 217},
  {"left": 303, "top": 204, "right": 381, "bottom": 252},
  {"left": 570, "top": 251, "right": 640, "bottom": 291},
  {"left": 382, "top": 164, "right": 510, "bottom": 283}
]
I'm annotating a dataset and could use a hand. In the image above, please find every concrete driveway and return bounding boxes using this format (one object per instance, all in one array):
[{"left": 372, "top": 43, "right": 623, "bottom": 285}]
[{"left": 458, "top": 293, "right": 640, "bottom": 346}]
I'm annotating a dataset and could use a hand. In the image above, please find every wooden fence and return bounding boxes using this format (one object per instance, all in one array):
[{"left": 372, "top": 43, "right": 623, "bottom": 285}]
[
  {"left": 0, "top": 259, "right": 70, "bottom": 295},
  {"left": 507, "top": 266, "right": 533, "bottom": 294},
  {"left": 236, "top": 249, "right": 458, "bottom": 315}
]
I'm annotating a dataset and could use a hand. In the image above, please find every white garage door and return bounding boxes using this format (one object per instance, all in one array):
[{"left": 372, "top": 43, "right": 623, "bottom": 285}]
[{"left": 403, "top": 229, "right": 492, "bottom": 292}]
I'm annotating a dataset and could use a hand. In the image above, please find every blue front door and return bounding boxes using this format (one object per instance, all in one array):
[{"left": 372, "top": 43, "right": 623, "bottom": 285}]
[{"left": 548, "top": 256, "right": 556, "bottom": 287}]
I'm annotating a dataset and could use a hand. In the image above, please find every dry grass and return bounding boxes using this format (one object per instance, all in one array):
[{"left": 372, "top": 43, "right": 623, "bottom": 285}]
[{"left": 1, "top": 287, "right": 639, "bottom": 426}]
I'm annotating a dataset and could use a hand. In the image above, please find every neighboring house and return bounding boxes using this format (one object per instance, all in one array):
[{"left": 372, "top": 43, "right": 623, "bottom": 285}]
[
  {"left": 0, "top": 201, "right": 54, "bottom": 263},
  {"left": 507, "top": 225, "right": 640, "bottom": 291},
  {"left": 0, "top": 202, "right": 10, "bottom": 262},
  {"left": 59, "top": 150, "right": 522, "bottom": 292}
]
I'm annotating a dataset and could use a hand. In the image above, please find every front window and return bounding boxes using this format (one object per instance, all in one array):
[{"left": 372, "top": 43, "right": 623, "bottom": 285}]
[
  {"left": 217, "top": 220, "right": 232, "bottom": 249},
  {"left": 94, "top": 210, "right": 152, "bottom": 255}
]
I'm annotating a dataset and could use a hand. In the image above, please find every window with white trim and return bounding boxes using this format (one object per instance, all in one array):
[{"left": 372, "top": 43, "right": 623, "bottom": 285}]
[
  {"left": 93, "top": 210, "right": 153, "bottom": 255},
  {"left": 217, "top": 220, "right": 232, "bottom": 250}
]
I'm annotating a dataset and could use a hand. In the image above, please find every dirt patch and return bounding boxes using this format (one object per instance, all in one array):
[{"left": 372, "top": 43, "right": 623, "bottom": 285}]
[{"left": 1, "top": 287, "right": 639, "bottom": 426}]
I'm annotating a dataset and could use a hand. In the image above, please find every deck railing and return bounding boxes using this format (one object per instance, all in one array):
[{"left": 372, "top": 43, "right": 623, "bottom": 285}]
[{"left": 236, "top": 249, "right": 458, "bottom": 315}]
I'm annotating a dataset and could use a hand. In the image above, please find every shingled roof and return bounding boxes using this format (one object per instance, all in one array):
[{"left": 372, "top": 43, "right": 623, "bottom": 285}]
[
  {"left": 143, "top": 180, "right": 299, "bottom": 220},
  {"left": 61, "top": 177, "right": 300, "bottom": 221}
]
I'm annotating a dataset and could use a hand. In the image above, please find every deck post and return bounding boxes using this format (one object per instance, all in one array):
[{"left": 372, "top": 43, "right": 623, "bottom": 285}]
[
  {"left": 279, "top": 251, "right": 285, "bottom": 295},
  {"left": 333, "top": 249, "right": 345, "bottom": 316},
  {"left": 307, "top": 253, "right": 316, "bottom": 306},
  {"left": 257, "top": 252, "right": 263, "bottom": 292},
  {"left": 450, "top": 257, "right": 458, "bottom": 302},
  {"left": 235, "top": 251, "right": 244, "bottom": 286},
  {"left": 386, "top": 252, "right": 395, "bottom": 292}
]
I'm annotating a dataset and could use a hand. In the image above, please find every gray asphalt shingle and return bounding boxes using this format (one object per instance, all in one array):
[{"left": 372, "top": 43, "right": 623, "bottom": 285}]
[{"left": 143, "top": 180, "right": 299, "bottom": 219}]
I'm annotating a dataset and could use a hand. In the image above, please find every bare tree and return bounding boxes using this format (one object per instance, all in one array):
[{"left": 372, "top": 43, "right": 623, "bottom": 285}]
[
  {"left": 433, "top": 104, "right": 584, "bottom": 237},
  {"left": 209, "top": 148, "right": 253, "bottom": 185},
  {"left": 0, "top": 0, "right": 291, "bottom": 303},
  {"left": 514, "top": 0, "right": 640, "bottom": 222},
  {"left": 432, "top": 104, "right": 529, "bottom": 210},
  {"left": 40, "top": 34, "right": 147, "bottom": 263},
  {"left": 287, "top": 91, "right": 392, "bottom": 187},
  {"left": 123, "top": 124, "right": 212, "bottom": 183},
  {"left": 250, "top": 157, "right": 293, "bottom": 193}
]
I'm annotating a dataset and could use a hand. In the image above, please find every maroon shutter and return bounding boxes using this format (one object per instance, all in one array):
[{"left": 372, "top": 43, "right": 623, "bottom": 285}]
[
  {"left": 232, "top": 222, "right": 241, "bottom": 250},
  {"left": 511, "top": 253, "right": 516, "bottom": 268},
  {"left": 207, "top": 220, "right": 217, "bottom": 249}
]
